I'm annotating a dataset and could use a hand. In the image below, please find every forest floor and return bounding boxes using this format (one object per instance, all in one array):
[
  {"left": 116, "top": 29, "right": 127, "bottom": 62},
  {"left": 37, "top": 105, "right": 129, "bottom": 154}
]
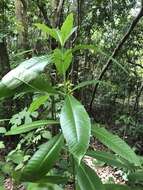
[{"left": 3, "top": 140, "right": 126, "bottom": 190}]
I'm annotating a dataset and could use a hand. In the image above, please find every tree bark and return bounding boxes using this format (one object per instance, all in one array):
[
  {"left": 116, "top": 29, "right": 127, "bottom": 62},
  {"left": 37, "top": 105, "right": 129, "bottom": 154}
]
[
  {"left": 0, "top": 39, "right": 12, "bottom": 120},
  {"left": 15, "top": 0, "right": 28, "bottom": 50},
  {"left": 71, "top": 0, "right": 83, "bottom": 96},
  {"left": 0, "top": 39, "right": 11, "bottom": 78},
  {"left": 36, "top": 0, "right": 51, "bottom": 27}
]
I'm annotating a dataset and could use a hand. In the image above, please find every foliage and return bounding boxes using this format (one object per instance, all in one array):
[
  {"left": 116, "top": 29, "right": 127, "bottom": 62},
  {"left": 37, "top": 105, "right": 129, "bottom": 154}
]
[{"left": 0, "top": 4, "right": 143, "bottom": 189}]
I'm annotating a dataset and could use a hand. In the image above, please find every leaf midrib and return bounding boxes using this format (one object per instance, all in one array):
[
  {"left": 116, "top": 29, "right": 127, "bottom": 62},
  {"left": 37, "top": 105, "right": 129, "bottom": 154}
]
[
  {"left": 37, "top": 135, "right": 62, "bottom": 172},
  {"left": 80, "top": 164, "right": 97, "bottom": 190},
  {"left": 67, "top": 96, "right": 80, "bottom": 142},
  {"left": 93, "top": 128, "right": 140, "bottom": 165}
]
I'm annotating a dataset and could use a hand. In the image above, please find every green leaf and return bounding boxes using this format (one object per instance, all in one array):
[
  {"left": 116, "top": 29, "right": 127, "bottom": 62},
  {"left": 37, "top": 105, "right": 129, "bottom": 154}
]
[
  {"left": 28, "top": 76, "right": 56, "bottom": 94},
  {"left": 0, "top": 186, "right": 5, "bottom": 190},
  {"left": 0, "top": 119, "right": 10, "bottom": 122},
  {"left": 0, "top": 76, "right": 55, "bottom": 100},
  {"left": 53, "top": 49, "right": 72, "bottom": 75},
  {"left": 77, "top": 161, "right": 104, "bottom": 190},
  {"left": 128, "top": 171, "right": 143, "bottom": 182},
  {"left": 104, "top": 184, "right": 130, "bottom": 190},
  {"left": 92, "top": 126, "right": 141, "bottom": 166},
  {"left": 0, "top": 142, "right": 5, "bottom": 149},
  {"left": 6, "top": 120, "right": 59, "bottom": 135},
  {"left": 21, "top": 134, "right": 64, "bottom": 181},
  {"left": 86, "top": 150, "right": 133, "bottom": 169},
  {"left": 54, "top": 29, "right": 63, "bottom": 46},
  {"left": 72, "top": 80, "right": 107, "bottom": 91},
  {"left": 35, "top": 24, "right": 63, "bottom": 46},
  {"left": 60, "top": 95, "right": 91, "bottom": 163},
  {"left": 1, "top": 55, "right": 51, "bottom": 90},
  {"left": 35, "top": 24, "right": 58, "bottom": 41},
  {"left": 26, "top": 183, "right": 63, "bottom": 190},
  {"left": 28, "top": 95, "right": 49, "bottom": 112},
  {"left": 35, "top": 14, "right": 77, "bottom": 47},
  {"left": 0, "top": 127, "right": 6, "bottom": 134},
  {"left": 7, "top": 150, "right": 24, "bottom": 164},
  {"left": 0, "top": 56, "right": 53, "bottom": 100},
  {"left": 61, "top": 13, "right": 76, "bottom": 45},
  {"left": 36, "top": 175, "right": 68, "bottom": 184},
  {"left": 0, "top": 82, "right": 14, "bottom": 99}
]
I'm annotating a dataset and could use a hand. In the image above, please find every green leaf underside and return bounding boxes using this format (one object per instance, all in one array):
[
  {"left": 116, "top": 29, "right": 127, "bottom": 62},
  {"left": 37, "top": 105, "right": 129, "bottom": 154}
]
[
  {"left": 0, "top": 56, "right": 54, "bottom": 99},
  {"left": 21, "top": 134, "right": 64, "bottom": 181},
  {"left": 77, "top": 161, "right": 104, "bottom": 190},
  {"left": 60, "top": 95, "right": 91, "bottom": 163},
  {"left": 92, "top": 126, "right": 141, "bottom": 166},
  {"left": 6, "top": 120, "right": 59, "bottom": 135},
  {"left": 1, "top": 56, "right": 51, "bottom": 89}
]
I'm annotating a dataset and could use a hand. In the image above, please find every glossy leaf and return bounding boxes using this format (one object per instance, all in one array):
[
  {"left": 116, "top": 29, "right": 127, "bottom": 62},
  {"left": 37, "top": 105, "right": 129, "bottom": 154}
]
[
  {"left": 6, "top": 120, "right": 59, "bottom": 135},
  {"left": 86, "top": 150, "right": 133, "bottom": 169},
  {"left": 28, "top": 95, "right": 49, "bottom": 112},
  {"left": 1, "top": 56, "right": 51, "bottom": 89},
  {"left": 92, "top": 126, "right": 141, "bottom": 166},
  {"left": 0, "top": 76, "right": 55, "bottom": 100},
  {"left": 60, "top": 95, "right": 91, "bottom": 163},
  {"left": 77, "top": 161, "right": 104, "bottom": 190},
  {"left": 53, "top": 49, "right": 72, "bottom": 75},
  {"left": 21, "top": 134, "right": 64, "bottom": 181},
  {"left": 0, "top": 56, "right": 53, "bottom": 100}
]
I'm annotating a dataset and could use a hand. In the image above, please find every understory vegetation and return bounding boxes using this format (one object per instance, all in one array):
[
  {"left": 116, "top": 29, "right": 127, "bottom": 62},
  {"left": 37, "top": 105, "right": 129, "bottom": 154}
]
[{"left": 0, "top": 0, "right": 143, "bottom": 189}]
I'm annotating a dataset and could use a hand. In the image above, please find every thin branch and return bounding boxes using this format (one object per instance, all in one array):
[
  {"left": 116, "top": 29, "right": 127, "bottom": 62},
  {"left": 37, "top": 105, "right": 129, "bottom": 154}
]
[
  {"left": 36, "top": 0, "right": 51, "bottom": 27},
  {"left": 55, "top": 0, "right": 65, "bottom": 27},
  {"left": 89, "top": 5, "right": 143, "bottom": 111}
]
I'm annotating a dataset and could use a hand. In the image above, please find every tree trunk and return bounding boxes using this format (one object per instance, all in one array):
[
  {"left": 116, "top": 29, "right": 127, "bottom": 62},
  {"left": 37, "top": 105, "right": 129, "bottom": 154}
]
[
  {"left": 15, "top": 0, "right": 28, "bottom": 50},
  {"left": 0, "top": 39, "right": 11, "bottom": 78},
  {"left": 0, "top": 39, "right": 12, "bottom": 121}
]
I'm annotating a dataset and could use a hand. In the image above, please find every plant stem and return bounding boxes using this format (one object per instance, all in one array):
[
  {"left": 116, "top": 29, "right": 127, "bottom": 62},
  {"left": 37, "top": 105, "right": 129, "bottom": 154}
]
[
  {"left": 72, "top": 155, "right": 76, "bottom": 190},
  {"left": 61, "top": 46, "right": 67, "bottom": 94}
]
